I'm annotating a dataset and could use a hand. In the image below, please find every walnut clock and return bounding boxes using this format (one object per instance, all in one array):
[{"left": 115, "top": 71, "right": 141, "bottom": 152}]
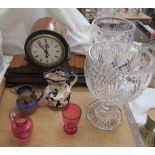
[
  {"left": 24, "top": 17, "right": 70, "bottom": 67},
  {"left": 5, "top": 17, "right": 85, "bottom": 87}
]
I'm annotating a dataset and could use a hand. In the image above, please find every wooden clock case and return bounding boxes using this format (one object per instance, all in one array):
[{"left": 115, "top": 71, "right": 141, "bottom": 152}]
[{"left": 5, "top": 17, "right": 86, "bottom": 87}]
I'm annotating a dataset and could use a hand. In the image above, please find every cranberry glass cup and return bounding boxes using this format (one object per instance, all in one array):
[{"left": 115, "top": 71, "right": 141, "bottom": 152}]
[{"left": 62, "top": 103, "right": 82, "bottom": 135}]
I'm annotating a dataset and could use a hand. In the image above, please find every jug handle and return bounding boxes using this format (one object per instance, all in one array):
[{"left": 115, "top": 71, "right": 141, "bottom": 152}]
[
  {"left": 9, "top": 112, "right": 16, "bottom": 124},
  {"left": 35, "top": 89, "right": 43, "bottom": 101},
  {"left": 10, "top": 89, "right": 17, "bottom": 94},
  {"left": 69, "top": 72, "right": 78, "bottom": 88}
]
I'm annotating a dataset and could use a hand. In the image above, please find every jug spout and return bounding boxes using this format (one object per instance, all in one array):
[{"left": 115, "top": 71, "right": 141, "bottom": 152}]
[
  {"left": 43, "top": 67, "right": 68, "bottom": 85},
  {"left": 43, "top": 72, "right": 50, "bottom": 80},
  {"left": 43, "top": 72, "right": 53, "bottom": 85}
]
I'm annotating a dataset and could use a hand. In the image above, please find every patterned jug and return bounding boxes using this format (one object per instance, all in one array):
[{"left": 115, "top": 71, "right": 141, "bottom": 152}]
[{"left": 43, "top": 67, "right": 78, "bottom": 110}]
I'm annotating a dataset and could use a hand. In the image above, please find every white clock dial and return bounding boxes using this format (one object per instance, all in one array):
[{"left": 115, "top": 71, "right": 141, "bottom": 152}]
[{"left": 29, "top": 35, "right": 65, "bottom": 67}]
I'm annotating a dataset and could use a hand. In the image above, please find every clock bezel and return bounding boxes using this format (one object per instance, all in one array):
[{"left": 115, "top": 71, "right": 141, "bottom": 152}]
[{"left": 24, "top": 30, "right": 70, "bottom": 67}]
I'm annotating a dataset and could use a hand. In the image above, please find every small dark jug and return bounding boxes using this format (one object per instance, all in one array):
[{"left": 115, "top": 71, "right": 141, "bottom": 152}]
[{"left": 16, "top": 85, "right": 43, "bottom": 114}]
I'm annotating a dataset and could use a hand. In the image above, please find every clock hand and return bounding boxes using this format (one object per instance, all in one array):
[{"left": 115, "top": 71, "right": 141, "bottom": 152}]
[
  {"left": 37, "top": 40, "right": 49, "bottom": 58},
  {"left": 37, "top": 41, "right": 45, "bottom": 51},
  {"left": 39, "top": 45, "right": 49, "bottom": 58},
  {"left": 43, "top": 39, "right": 50, "bottom": 58},
  {"left": 44, "top": 39, "right": 50, "bottom": 49},
  {"left": 44, "top": 49, "right": 50, "bottom": 58},
  {"left": 37, "top": 40, "right": 51, "bottom": 59},
  {"left": 46, "top": 44, "right": 49, "bottom": 49}
]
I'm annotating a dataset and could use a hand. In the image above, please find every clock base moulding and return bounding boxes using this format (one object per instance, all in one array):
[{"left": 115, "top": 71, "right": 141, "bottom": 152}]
[{"left": 5, "top": 53, "right": 86, "bottom": 87}]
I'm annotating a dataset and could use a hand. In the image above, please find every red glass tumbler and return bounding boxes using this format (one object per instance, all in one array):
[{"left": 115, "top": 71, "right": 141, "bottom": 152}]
[
  {"left": 62, "top": 103, "right": 82, "bottom": 135},
  {"left": 9, "top": 112, "right": 33, "bottom": 142}
]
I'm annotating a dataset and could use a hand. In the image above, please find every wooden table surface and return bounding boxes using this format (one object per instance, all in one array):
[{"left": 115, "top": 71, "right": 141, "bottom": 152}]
[
  {"left": 0, "top": 82, "right": 144, "bottom": 147},
  {"left": 122, "top": 12, "right": 151, "bottom": 20}
]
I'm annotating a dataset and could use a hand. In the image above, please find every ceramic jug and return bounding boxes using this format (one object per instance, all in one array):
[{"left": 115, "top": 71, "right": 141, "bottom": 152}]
[
  {"left": 43, "top": 67, "right": 78, "bottom": 110},
  {"left": 15, "top": 85, "right": 43, "bottom": 114},
  {"left": 9, "top": 112, "right": 33, "bottom": 141}
]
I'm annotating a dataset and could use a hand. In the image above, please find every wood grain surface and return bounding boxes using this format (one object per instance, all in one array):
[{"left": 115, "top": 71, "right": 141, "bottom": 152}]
[
  {"left": 122, "top": 12, "right": 151, "bottom": 20},
  {"left": 0, "top": 83, "right": 138, "bottom": 147},
  {"left": 5, "top": 54, "right": 85, "bottom": 85}
]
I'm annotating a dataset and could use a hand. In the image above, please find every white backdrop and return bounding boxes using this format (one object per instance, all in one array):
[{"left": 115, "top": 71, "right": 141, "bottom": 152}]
[{"left": 0, "top": 8, "right": 91, "bottom": 56}]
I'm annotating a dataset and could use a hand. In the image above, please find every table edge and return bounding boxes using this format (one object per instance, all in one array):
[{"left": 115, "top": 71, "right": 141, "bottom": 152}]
[{"left": 123, "top": 104, "right": 145, "bottom": 147}]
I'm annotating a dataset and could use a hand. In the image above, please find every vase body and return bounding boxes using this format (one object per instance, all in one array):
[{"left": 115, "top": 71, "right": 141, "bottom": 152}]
[{"left": 9, "top": 113, "right": 33, "bottom": 141}]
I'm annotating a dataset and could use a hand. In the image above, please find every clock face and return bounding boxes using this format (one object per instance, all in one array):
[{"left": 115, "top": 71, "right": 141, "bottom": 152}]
[{"left": 27, "top": 34, "right": 65, "bottom": 67}]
